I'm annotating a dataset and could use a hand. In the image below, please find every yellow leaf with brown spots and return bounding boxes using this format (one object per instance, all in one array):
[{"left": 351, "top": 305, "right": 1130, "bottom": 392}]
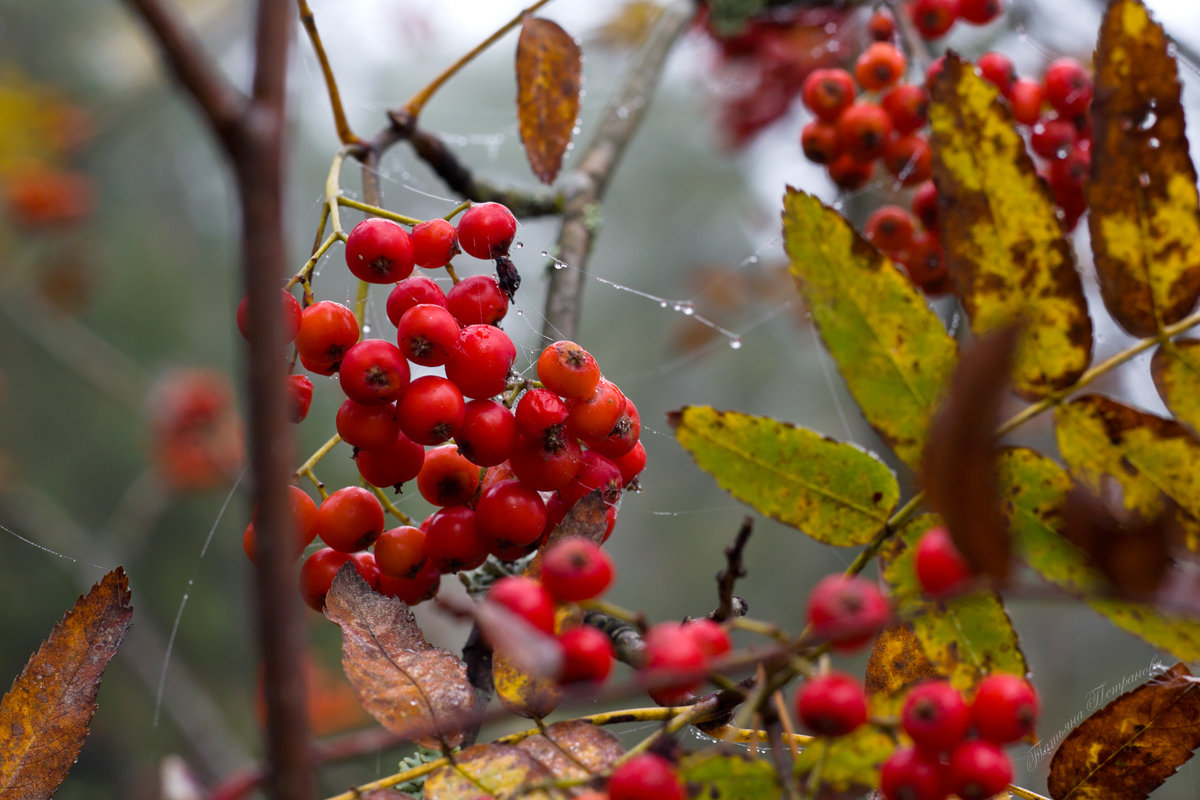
[
  {"left": 1087, "top": 0, "right": 1200, "bottom": 337},
  {"left": 1048, "top": 663, "right": 1200, "bottom": 800},
  {"left": 515, "top": 720, "right": 623, "bottom": 780},
  {"left": 516, "top": 17, "right": 581, "bottom": 184},
  {"left": 424, "top": 743, "right": 565, "bottom": 800},
  {"left": 929, "top": 54, "right": 1092, "bottom": 399},
  {"left": 793, "top": 724, "right": 893, "bottom": 797},
  {"left": 865, "top": 621, "right": 939, "bottom": 717},
  {"left": 669, "top": 406, "right": 899, "bottom": 546},
  {"left": 1151, "top": 339, "right": 1200, "bottom": 435},
  {"left": 782, "top": 189, "right": 957, "bottom": 470},
  {"left": 1055, "top": 395, "right": 1200, "bottom": 553}
]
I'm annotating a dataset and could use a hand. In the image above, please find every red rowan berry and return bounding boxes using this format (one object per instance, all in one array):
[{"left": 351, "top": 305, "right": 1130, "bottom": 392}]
[
  {"left": 374, "top": 525, "right": 427, "bottom": 579},
  {"left": 515, "top": 388, "right": 569, "bottom": 440},
  {"left": 318, "top": 486, "right": 385, "bottom": 553},
  {"left": 558, "top": 450, "right": 623, "bottom": 507},
  {"left": 972, "top": 673, "right": 1040, "bottom": 743},
  {"left": 541, "top": 537, "right": 614, "bottom": 603},
  {"left": 242, "top": 485, "right": 320, "bottom": 564},
  {"left": 837, "top": 102, "right": 893, "bottom": 162},
  {"left": 338, "top": 339, "right": 410, "bottom": 405},
  {"left": 475, "top": 478, "right": 547, "bottom": 553},
  {"left": 424, "top": 505, "right": 488, "bottom": 573},
  {"left": 612, "top": 440, "right": 646, "bottom": 485},
  {"left": 455, "top": 399, "right": 518, "bottom": 467},
  {"left": 295, "top": 301, "right": 359, "bottom": 373},
  {"left": 911, "top": 0, "right": 959, "bottom": 39},
  {"left": 336, "top": 399, "right": 400, "bottom": 451},
  {"left": 397, "top": 304, "right": 460, "bottom": 367},
  {"left": 236, "top": 290, "right": 302, "bottom": 343},
  {"left": 566, "top": 378, "right": 626, "bottom": 441},
  {"left": 1043, "top": 57, "right": 1093, "bottom": 117},
  {"left": 801, "top": 120, "right": 843, "bottom": 165},
  {"left": 642, "top": 622, "right": 707, "bottom": 706},
  {"left": 445, "top": 324, "right": 516, "bottom": 399},
  {"left": 376, "top": 559, "right": 441, "bottom": 605},
  {"left": 685, "top": 618, "right": 731, "bottom": 658},
  {"left": 827, "top": 154, "right": 875, "bottom": 190},
  {"left": 537, "top": 341, "right": 601, "bottom": 400},
  {"left": 902, "top": 232, "right": 952, "bottom": 295},
  {"left": 300, "top": 548, "right": 352, "bottom": 611},
  {"left": 286, "top": 374, "right": 313, "bottom": 423},
  {"left": 345, "top": 217, "right": 415, "bottom": 284},
  {"left": 457, "top": 202, "right": 518, "bottom": 259},
  {"left": 558, "top": 626, "right": 614, "bottom": 684},
  {"left": 510, "top": 431, "right": 583, "bottom": 491},
  {"left": 915, "top": 525, "right": 972, "bottom": 596},
  {"left": 977, "top": 52, "right": 1016, "bottom": 95},
  {"left": 867, "top": 7, "right": 896, "bottom": 41},
  {"left": 795, "top": 671, "right": 868, "bottom": 736},
  {"left": 396, "top": 375, "right": 465, "bottom": 446},
  {"left": 903, "top": 680, "right": 972, "bottom": 753},
  {"left": 607, "top": 753, "right": 685, "bottom": 800},
  {"left": 1008, "top": 78, "right": 1045, "bottom": 126},
  {"left": 880, "top": 747, "right": 947, "bottom": 800},
  {"left": 912, "top": 181, "right": 940, "bottom": 231},
  {"left": 800, "top": 68, "right": 856, "bottom": 122},
  {"left": 352, "top": 429, "right": 425, "bottom": 489},
  {"left": 583, "top": 399, "right": 641, "bottom": 459},
  {"left": 411, "top": 218, "right": 460, "bottom": 269},
  {"left": 865, "top": 205, "right": 917, "bottom": 253},
  {"left": 386, "top": 276, "right": 447, "bottom": 327},
  {"left": 960, "top": 0, "right": 1003, "bottom": 24},
  {"left": 883, "top": 133, "right": 933, "bottom": 185},
  {"left": 881, "top": 84, "right": 930, "bottom": 135},
  {"left": 806, "top": 574, "right": 890, "bottom": 650},
  {"left": 947, "top": 740, "right": 1013, "bottom": 800},
  {"left": 487, "top": 576, "right": 556, "bottom": 634},
  {"left": 417, "top": 443, "right": 480, "bottom": 507},
  {"left": 1031, "top": 116, "right": 1077, "bottom": 160},
  {"left": 447, "top": 274, "right": 508, "bottom": 327},
  {"left": 855, "top": 42, "right": 906, "bottom": 92}
]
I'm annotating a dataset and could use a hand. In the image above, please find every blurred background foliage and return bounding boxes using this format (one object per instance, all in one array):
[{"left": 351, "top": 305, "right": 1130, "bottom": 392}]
[{"left": 2, "top": 0, "right": 1200, "bottom": 798}]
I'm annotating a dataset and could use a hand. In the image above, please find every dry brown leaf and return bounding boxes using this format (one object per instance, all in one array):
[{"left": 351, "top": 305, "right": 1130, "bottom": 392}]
[
  {"left": 424, "top": 743, "right": 565, "bottom": 800},
  {"left": 516, "top": 17, "right": 582, "bottom": 184},
  {"left": 0, "top": 568, "right": 133, "bottom": 800},
  {"left": 864, "top": 621, "right": 940, "bottom": 717},
  {"left": 324, "top": 565, "right": 474, "bottom": 750},
  {"left": 516, "top": 720, "right": 624, "bottom": 781}
]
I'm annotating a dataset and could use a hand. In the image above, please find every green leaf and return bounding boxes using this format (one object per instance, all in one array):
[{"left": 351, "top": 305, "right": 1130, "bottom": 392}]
[
  {"left": 879, "top": 514, "right": 1028, "bottom": 700},
  {"left": 670, "top": 406, "right": 899, "bottom": 546},
  {"left": 782, "top": 188, "right": 957, "bottom": 470},
  {"left": 793, "top": 725, "right": 892, "bottom": 798},
  {"left": 679, "top": 750, "right": 781, "bottom": 800},
  {"left": 1056, "top": 394, "right": 1200, "bottom": 553},
  {"left": 1088, "top": 0, "right": 1200, "bottom": 337},
  {"left": 997, "top": 447, "right": 1200, "bottom": 661},
  {"left": 424, "top": 744, "right": 563, "bottom": 800},
  {"left": 929, "top": 54, "right": 1093, "bottom": 399},
  {"left": 1048, "top": 663, "right": 1200, "bottom": 800},
  {"left": 1151, "top": 339, "right": 1200, "bottom": 436}
]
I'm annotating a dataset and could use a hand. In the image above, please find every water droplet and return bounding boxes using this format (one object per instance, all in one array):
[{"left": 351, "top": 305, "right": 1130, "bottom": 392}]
[
  {"left": 679, "top": 301, "right": 695, "bottom": 316},
  {"left": 515, "top": 308, "right": 523, "bottom": 316},
  {"left": 1139, "top": 172, "right": 1151, "bottom": 187},
  {"left": 616, "top": 106, "right": 629, "bottom": 120},
  {"left": 515, "top": 242, "right": 524, "bottom": 249},
  {"left": 362, "top": 324, "right": 371, "bottom": 334},
  {"left": 540, "top": 250, "right": 549, "bottom": 257},
  {"left": 659, "top": 301, "right": 668, "bottom": 308},
  {"left": 824, "top": 21, "right": 837, "bottom": 33},
  {"left": 1149, "top": 137, "right": 1161, "bottom": 149},
  {"left": 1139, "top": 111, "right": 1158, "bottom": 130},
  {"left": 729, "top": 337, "right": 743, "bottom": 350}
]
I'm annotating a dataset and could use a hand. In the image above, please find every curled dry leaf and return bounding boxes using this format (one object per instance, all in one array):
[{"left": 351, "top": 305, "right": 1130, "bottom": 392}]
[
  {"left": 324, "top": 565, "right": 474, "bottom": 750},
  {"left": 922, "top": 323, "right": 1020, "bottom": 584},
  {"left": 515, "top": 720, "right": 624, "bottom": 780},
  {"left": 0, "top": 567, "right": 133, "bottom": 800},
  {"left": 516, "top": 17, "right": 582, "bottom": 184},
  {"left": 1048, "top": 663, "right": 1200, "bottom": 800}
]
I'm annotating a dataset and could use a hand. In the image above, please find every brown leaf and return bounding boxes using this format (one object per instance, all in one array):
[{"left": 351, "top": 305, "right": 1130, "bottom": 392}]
[
  {"left": 516, "top": 17, "right": 582, "bottom": 184},
  {"left": 423, "top": 743, "right": 565, "bottom": 800},
  {"left": 864, "top": 621, "right": 940, "bottom": 716},
  {"left": 1087, "top": 0, "right": 1200, "bottom": 337},
  {"left": 436, "top": 591, "right": 563, "bottom": 679},
  {"left": 922, "top": 323, "right": 1020, "bottom": 583},
  {"left": 324, "top": 565, "right": 474, "bottom": 750},
  {"left": 516, "top": 720, "right": 624, "bottom": 780},
  {"left": 0, "top": 568, "right": 133, "bottom": 800},
  {"left": 1048, "top": 662, "right": 1200, "bottom": 800}
]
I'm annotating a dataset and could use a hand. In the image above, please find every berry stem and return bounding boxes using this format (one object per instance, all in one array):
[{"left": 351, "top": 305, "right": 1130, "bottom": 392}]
[
  {"left": 442, "top": 200, "right": 471, "bottom": 220},
  {"left": 287, "top": 232, "right": 339, "bottom": 293},
  {"left": 399, "top": 0, "right": 555, "bottom": 120},
  {"left": 336, "top": 196, "right": 422, "bottom": 226},
  {"left": 371, "top": 485, "right": 416, "bottom": 526},
  {"left": 295, "top": 0, "right": 362, "bottom": 146},
  {"left": 324, "top": 145, "right": 353, "bottom": 236},
  {"left": 294, "top": 433, "right": 341, "bottom": 481}
]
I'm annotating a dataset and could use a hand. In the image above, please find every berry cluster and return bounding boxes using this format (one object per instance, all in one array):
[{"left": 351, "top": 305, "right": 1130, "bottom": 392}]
[{"left": 235, "top": 201, "right": 645, "bottom": 612}]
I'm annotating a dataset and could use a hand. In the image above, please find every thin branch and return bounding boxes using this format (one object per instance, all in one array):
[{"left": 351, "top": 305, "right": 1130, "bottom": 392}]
[
  {"left": 712, "top": 517, "right": 753, "bottom": 622},
  {"left": 541, "top": 1, "right": 693, "bottom": 340},
  {"left": 295, "top": 0, "right": 362, "bottom": 145}
]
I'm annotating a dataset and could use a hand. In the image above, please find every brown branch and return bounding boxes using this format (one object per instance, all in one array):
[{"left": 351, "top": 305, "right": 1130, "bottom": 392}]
[
  {"left": 295, "top": 0, "right": 362, "bottom": 145},
  {"left": 712, "top": 517, "right": 753, "bottom": 622},
  {"left": 541, "top": 2, "right": 693, "bottom": 340},
  {"left": 583, "top": 608, "right": 648, "bottom": 667}
]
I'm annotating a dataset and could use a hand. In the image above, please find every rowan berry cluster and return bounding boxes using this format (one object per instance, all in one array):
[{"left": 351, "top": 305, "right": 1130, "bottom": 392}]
[{"left": 236, "top": 201, "right": 645, "bottom": 611}]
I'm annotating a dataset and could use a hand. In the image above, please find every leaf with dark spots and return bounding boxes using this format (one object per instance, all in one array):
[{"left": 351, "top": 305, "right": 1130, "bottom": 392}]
[
  {"left": 515, "top": 721, "right": 623, "bottom": 781},
  {"left": 324, "top": 565, "right": 474, "bottom": 750},
  {"left": 865, "top": 621, "right": 940, "bottom": 717},
  {"left": 929, "top": 53, "right": 1092, "bottom": 398},
  {"left": 1088, "top": 0, "right": 1200, "bottom": 337},
  {"left": 424, "top": 743, "right": 564, "bottom": 800},
  {"left": 1048, "top": 663, "right": 1200, "bottom": 800},
  {"left": 922, "top": 323, "right": 1020, "bottom": 583},
  {"left": 679, "top": 750, "right": 781, "bottom": 800},
  {"left": 0, "top": 568, "right": 133, "bottom": 800},
  {"left": 515, "top": 17, "right": 582, "bottom": 184},
  {"left": 1151, "top": 340, "right": 1200, "bottom": 436}
]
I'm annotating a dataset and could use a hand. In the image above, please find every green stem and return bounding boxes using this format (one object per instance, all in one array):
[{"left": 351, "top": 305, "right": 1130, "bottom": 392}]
[
  {"left": 294, "top": 434, "right": 341, "bottom": 480},
  {"left": 336, "top": 196, "right": 422, "bottom": 226}
]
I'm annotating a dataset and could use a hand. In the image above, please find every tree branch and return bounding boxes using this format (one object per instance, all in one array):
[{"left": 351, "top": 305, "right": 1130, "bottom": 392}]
[
  {"left": 711, "top": 517, "right": 753, "bottom": 622},
  {"left": 541, "top": 1, "right": 693, "bottom": 340}
]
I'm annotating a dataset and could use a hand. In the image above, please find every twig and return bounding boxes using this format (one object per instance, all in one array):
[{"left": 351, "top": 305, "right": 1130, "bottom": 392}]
[
  {"left": 295, "top": 0, "right": 361, "bottom": 146},
  {"left": 712, "top": 517, "right": 753, "bottom": 622},
  {"left": 541, "top": 0, "right": 693, "bottom": 340},
  {"left": 583, "top": 608, "right": 648, "bottom": 666}
]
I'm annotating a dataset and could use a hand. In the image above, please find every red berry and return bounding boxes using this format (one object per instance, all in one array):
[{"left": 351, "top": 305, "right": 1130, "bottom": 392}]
[
  {"left": 336, "top": 398, "right": 400, "bottom": 451},
  {"left": 286, "top": 374, "right": 313, "bottom": 423},
  {"left": 386, "top": 276, "right": 448, "bottom": 327},
  {"left": 397, "top": 304, "right": 460, "bottom": 367},
  {"left": 374, "top": 525, "right": 427, "bottom": 579},
  {"left": 424, "top": 505, "right": 488, "bottom": 573},
  {"left": 925, "top": 55, "right": 948, "bottom": 87},
  {"left": 416, "top": 443, "right": 480, "bottom": 507},
  {"left": 299, "top": 548, "right": 363, "bottom": 611},
  {"left": 236, "top": 290, "right": 302, "bottom": 343},
  {"left": 345, "top": 217, "right": 415, "bottom": 283},
  {"left": 457, "top": 202, "right": 518, "bottom": 259},
  {"left": 915, "top": 526, "right": 972, "bottom": 596},
  {"left": 867, "top": 7, "right": 896, "bottom": 42},
  {"left": 445, "top": 324, "right": 516, "bottom": 399},
  {"left": 910, "top": 0, "right": 959, "bottom": 39},
  {"left": 558, "top": 450, "right": 623, "bottom": 507},
  {"left": 607, "top": 753, "right": 685, "bottom": 800},
  {"left": 447, "top": 274, "right": 508, "bottom": 327},
  {"left": 1031, "top": 116, "right": 1077, "bottom": 160},
  {"left": 295, "top": 301, "right": 359, "bottom": 373},
  {"left": 800, "top": 68, "right": 856, "bottom": 122},
  {"left": 475, "top": 479, "right": 547, "bottom": 554},
  {"left": 338, "top": 339, "right": 410, "bottom": 405},
  {"left": 947, "top": 740, "right": 1013, "bottom": 800},
  {"left": 318, "top": 486, "right": 385, "bottom": 553},
  {"left": 541, "top": 537, "right": 614, "bottom": 603},
  {"left": 977, "top": 52, "right": 1015, "bottom": 94},
  {"left": 901, "top": 232, "right": 952, "bottom": 295},
  {"left": 242, "top": 485, "right": 320, "bottom": 564},
  {"left": 827, "top": 154, "right": 875, "bottom": 191},
  {"left": 1049, "top": 141, "right": 1091, "bottom": 188},
  {"left": 487, "top": 576, "right": 556, "bottom": 634},
  {"left": 396, "top": 375, "right": 465, "bottom": 445},
  {"left": 583, "top": 399, "right": 641, "bottom": 459},
  {"left": 515, "top": 388, "right": 570, "bottom": 440},
  {"left": 558, "top": 626, "right": 614, "bottom": 684},
  {"left": 902, "top": 680, "right": 972, "bottom": 753},
  {"left": 376, "top": 559, "right": 441, "bottom": 605},
  {"left": 865, "top": 205, "right": 917, "bottom": 253},
  {"left": 411, "top": 218, "right": 459, "bottom": 269},
  {"left": 456, "top": 399, "right": 518, "bottom": 467},
  {"left": 912, "top": 181, "right": 940, "bottom": 231},
  {"left": 801, "top": 120, "right": 843, "bottom": 165},
  {"left": 1008, "top": 78, "right": 1045, "bottom": 126},
  {"left": 685, "top": 618, "right": 731, "bottom": 658},
  {"left": 566, "top": 378, "right": 626, "bottom": 441},
  {"left": 537, "top": 341, "right": 601, "bottom": 400},
  {"left": 855, "top": 42, "right": 906, "bottom": 92},
  {"left": 881, "top": 84, "right": 930, "bottom": 136},
  {"left": 880, "top": 747, "right": 948, "bottom": 800},
  {"left": 353, "top": 429, "right": 425, "bottom": 488},
  {"left": 806, "top": 574, "right": 890, "bottom": 650},
  {"left": 795, "top": 671, "right": 868, "bottom": 736},
  {"left": 612, "top": 440, "right": 647, "bottom": 485},
  {"left": 837, "top": 102, "right": 893, "bottom": 162},
  {"left": 882, "top": 133, "right": 933, "bottom": 185},
  {"left": 1043, "top": 57, "right": 1093, "bottom": 117},
  {"left": 971, "top": 673, "right": 1040, "bottom": 743},
  {"left": 959, "top": 0, "right": 1003, "bottom": 24},
  {"left": 510, "top": 431, "right": 583, "bottom": 491},
  {"left": 642, "top": 622, "right": 707, "bottom": 706}
]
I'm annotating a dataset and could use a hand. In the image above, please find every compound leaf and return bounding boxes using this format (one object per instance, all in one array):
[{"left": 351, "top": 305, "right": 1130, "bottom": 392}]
[
  {"left": 1088, "top": 0, "right": 1200, "bottom": 336},
  {"left": 1048, "top": 663, "right": 1200, "bottom": 800},
  {"left": 670, "top": 406, "right": 898, "bottom": 546},
  {"left": 997, "top": 448, "right": 1200, "bottom": 661},
  {"left": 516, "top": 17, "right": 581, "bottom": 184},
  {"left": 782, "top": 188, "right": 957, "bottom": 470},
  {"left": 0, "top": 568, "right": 133, "bottom": 800},
  {"left": 325, "top": 566, "right": 474, "bottom": 750},
  {"left": 929, "top": 53, "right": 1092, "bottom": 399}
]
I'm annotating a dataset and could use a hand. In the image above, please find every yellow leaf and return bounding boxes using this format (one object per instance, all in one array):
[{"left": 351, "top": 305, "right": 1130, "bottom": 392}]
[{"left": 516, "top": 18, "right": 581, "bottom": 184}]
